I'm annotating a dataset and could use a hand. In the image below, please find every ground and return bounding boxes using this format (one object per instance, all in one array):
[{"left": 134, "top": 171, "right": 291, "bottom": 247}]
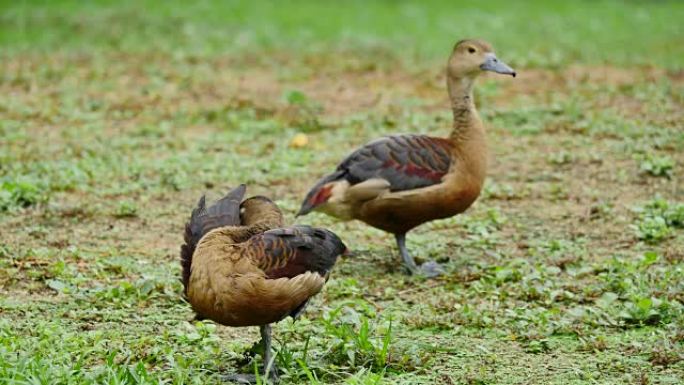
[{"left": 1, "top": 1, "right": 683, "bottom": 384}]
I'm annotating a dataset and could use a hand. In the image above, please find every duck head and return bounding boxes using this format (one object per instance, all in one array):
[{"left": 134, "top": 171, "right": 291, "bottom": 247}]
[{"left": 447, "top": 39, "right": 516, "bottom": 80}]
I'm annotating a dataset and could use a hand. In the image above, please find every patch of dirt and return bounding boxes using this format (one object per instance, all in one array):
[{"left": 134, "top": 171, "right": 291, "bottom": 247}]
[{"left": 4, "top": 54, "right": 680, "bottom": 138}]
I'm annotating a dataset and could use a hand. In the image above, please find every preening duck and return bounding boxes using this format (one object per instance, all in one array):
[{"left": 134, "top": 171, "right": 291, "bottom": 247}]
[
  {"left": 181, "top": 185, "right": 346, "bottom": 382},
  {"left": 297, "top": 39, "right": 515, "bottom": 277}
]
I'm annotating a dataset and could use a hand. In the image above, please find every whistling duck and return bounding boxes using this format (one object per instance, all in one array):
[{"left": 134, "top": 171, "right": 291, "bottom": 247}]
[
  {"left": 181, "top": 185, "right": 346, "bottom": 382},
  {"left": 298, "top": 39, "right": 515, "bottom": 277}
]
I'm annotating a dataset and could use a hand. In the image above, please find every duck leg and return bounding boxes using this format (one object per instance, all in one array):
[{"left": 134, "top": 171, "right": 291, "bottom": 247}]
[
  {"left": 260, "top": 324, "right": 279, "bottom": 382},
  {"left": 222, "top": 324, "right": 278, "bottom": 384},
  {"left": 395, "top": 233, "right": 418, "bottom": 273},
  {"left": 395, "top": 233, "right": 444, "bottom": 277}
]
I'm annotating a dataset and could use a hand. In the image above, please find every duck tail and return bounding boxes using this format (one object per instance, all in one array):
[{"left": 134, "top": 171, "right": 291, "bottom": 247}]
[{"left": 180, "top": 184, "right": 247, "bottom": 295}]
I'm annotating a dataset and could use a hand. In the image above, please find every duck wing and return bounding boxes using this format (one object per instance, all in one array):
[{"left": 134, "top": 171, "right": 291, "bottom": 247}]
[
  {"left": 239, "top": 225, "right": 346, "bottom": 320},
  {"left": 298, "top": 135, "right": 452, "bottom": 215},
  {"left": 244, "top": 225, "right": 346, "bottom": 279}
]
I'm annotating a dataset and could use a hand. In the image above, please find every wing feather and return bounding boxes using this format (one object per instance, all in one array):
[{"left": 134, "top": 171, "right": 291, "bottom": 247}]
[
  {"left": 244, "top": 225, "right": 346, "bottom": 279},
  {"left": 299, "top": 135, "right": 453, "bottom": 215}
]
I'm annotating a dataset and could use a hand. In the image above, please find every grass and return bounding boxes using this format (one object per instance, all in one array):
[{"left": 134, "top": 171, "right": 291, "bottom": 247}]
[
  {"left": 2, "top": 0, "right": 684, "bottom": 68},
  {"left": 1, "top": 0, "right": 683, "bottom": 384}
]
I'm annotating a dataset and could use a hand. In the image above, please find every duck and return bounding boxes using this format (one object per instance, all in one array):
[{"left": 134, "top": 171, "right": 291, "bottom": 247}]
[
  {"left": 180, "top": 184, "right": 346, "bottom": 382},
  {"left": 297, "top": 39, "right": 515, "bottom": 277}
]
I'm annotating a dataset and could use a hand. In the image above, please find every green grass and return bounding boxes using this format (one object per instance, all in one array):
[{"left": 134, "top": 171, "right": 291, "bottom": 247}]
[
  {"left": 1, "top": 0, "right": 684, "bottom": 384},
  {"left": 2, "top": 0, "right": 684, "bottom": 68}
]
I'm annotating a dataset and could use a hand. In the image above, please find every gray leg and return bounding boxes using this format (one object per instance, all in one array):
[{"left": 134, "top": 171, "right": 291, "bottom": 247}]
[
  {"left": 260, "top": 324, "right": 278, "bottom": 382},
  {"left": 395, "top": 233, "right": 444, "bottom": 278},
  {"left": 395, "top": 233, "right": 419, "bottom": 274},
  {"left": 222, "top": 325, "right": 278, "bottom": 384}
]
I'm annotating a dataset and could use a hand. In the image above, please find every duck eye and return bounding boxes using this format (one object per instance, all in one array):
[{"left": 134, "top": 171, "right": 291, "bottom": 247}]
[{"left": 468, "top": 47, "right": 476, "bottom": 54}]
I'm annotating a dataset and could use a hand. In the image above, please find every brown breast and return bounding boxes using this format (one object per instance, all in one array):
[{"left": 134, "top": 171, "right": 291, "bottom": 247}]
[{"left": 187, "top": 246, "right": 325, "bottom": 327}]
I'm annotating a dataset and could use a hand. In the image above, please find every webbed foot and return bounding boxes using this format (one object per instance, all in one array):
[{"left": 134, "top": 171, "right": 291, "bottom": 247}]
[
  {"left": 222, "top": 373, "right": 256, "bottom": 384},
  {"left": 419, "top": 260, "right": 444, "bottom": 278},
  {"left": 395, "top": 233, "right": 444, "bottom": 278},
  {"left": 222, "top": 371, "right": 279, "bottom": 384}
]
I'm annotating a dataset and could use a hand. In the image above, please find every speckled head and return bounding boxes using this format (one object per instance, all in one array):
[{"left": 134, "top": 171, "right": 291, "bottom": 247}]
[{"left": 448, "top": 39, "right": 516, "bottom": 79}]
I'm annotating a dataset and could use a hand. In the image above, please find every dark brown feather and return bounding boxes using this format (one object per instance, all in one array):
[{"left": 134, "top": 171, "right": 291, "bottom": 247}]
[
  {"left": 245, "top": 225, "right": 346, "bottom": 279},
  {"left": 180, "top": 185, "right": 246, "bottom": 295},
  {"left": 298, "top": 135, "right": 453, "bottom": 215},
  {"left": 246, "top": 225, "right": 345, "bottom": 320}
]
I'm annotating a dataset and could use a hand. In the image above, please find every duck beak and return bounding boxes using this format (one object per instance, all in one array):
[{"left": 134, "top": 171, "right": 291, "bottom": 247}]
[{"left": 480, "top": 53, "right": 516, "bottom": 77}]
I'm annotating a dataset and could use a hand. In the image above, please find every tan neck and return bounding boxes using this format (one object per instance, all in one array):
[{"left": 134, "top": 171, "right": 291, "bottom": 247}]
[
  {"left": 445, "top": 74, "right": 488, "bottom": 184},
  {"left": 447, "top": 75, "right": 485, "bottom": 142}
]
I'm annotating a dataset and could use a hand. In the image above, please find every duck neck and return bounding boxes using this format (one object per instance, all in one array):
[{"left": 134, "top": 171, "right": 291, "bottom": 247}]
[{"left": 447, "top": 75, "right": 484, "bottom": 142}]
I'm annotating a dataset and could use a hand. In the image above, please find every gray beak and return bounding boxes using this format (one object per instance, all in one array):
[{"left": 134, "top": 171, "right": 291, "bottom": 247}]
[{"left": 480, "top": 53, "right": 516, "bottom": 77}]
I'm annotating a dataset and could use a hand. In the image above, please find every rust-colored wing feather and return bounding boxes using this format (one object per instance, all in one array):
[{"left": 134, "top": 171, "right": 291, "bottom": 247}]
[
  {"left": 234, "top": 225, "right": 346, "bottom": 321},
  {"left": 244, "top": 225, "right": 347, "bottom": 279},
  {"left": 298, "top": 135, "right": 452, "bottom": 215}
]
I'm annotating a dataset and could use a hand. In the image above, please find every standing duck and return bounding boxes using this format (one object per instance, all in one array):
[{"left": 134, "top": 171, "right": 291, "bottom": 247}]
[
  {"left": 181, "top": 184, "right": 346, "bottom": 382},
  {"left": 297, "top": 39, "right": 515, "bottom": 277}
]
